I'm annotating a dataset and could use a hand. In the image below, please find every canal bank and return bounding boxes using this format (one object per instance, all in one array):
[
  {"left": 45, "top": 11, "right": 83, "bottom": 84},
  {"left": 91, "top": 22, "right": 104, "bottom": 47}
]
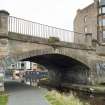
[
  {"left": 40, "top": 80, "right": 105, "bottom": 105},
  {"left": 39, "top": 80, "right": 105, "bottom": 94}
]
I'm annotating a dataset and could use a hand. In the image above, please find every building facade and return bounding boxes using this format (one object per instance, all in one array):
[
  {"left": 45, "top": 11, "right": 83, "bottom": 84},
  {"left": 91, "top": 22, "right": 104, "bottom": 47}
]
[
  {"left": 74, "top": 0, "right": 105, "bottom": 45},
  {"left": 8, "top": 61, "right": 46, "bottom": 71},
  {"left": 8, "top": 61, "right": 37, "bottom": 71}
]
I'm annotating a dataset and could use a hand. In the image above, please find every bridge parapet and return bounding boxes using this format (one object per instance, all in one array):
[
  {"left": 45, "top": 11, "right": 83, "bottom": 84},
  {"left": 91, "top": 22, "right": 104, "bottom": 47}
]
[
  {"left": 96, "top": 45, "right": 105, "bottom": 56},
  {"left": 0, "top": 10, "right": 94, "bottom": 47},
  {"left": 8, "top": 15, "right": 85, "bottom": 43},
  {"left": 8, "top": 16, "right": 72, "bottom": 42},
  {"left": 8, "top": 32, "right": 95, "bottom": 51}
]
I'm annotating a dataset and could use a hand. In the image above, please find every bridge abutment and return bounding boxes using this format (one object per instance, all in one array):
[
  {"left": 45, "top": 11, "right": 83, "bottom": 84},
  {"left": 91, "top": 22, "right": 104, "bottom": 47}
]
[
  {"left": 0, "top": 10, "right": 10, "bottom": 91},
  {"left": 62, "top": 65, "right": 89, "bottom": 85},
  {"left": 87, "top": 58, "right": 105, "bottom": 85},
  {"left": 0, "top": 10, "right": 9, "bottom": 59}
]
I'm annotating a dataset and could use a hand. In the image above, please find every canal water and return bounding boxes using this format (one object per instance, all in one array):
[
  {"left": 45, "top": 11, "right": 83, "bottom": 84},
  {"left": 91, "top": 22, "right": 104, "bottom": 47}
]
[
  {"left": 63, "top": 90, "right": 105, "bottom": 105},
  {"left": 38, "top": 84, "right": 105, "bottom": 105},
  {"left": 39, "top": 81, "right": 105, "bottom": 105},
  {"left": 77, "top": 92, "right": 105, "bottom": 105}
]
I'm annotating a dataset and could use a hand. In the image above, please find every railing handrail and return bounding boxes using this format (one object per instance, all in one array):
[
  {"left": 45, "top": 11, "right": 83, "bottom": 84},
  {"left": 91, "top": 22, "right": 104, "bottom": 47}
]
[
  {"left": 8, "top": 16, "right": 85, "bottom": 42},
  {"left": 9, "top": 16, "right": 83, "bottom": 35}
]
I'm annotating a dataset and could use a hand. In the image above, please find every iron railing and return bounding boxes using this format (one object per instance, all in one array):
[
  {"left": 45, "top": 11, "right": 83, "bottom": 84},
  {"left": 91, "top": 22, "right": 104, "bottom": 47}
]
[{"left": 8, "top": 16, "right": 83, "bottom": 42}]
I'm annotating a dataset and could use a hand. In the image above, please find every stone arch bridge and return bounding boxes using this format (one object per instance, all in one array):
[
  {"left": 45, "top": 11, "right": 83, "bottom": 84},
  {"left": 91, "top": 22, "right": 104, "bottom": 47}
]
[{"left": 0, "top": 10, "right": 105, "bottom": 90}]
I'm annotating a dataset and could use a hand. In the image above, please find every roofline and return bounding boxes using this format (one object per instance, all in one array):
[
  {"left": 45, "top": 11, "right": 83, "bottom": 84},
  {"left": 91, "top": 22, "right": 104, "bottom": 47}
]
[{"left": 78, "top": 2, "right": 94, "bottom": 12}]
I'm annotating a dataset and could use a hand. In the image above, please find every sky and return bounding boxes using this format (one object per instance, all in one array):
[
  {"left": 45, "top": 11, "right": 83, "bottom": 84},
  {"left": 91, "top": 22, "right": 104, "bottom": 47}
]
[{"left": 0, "top": 0, "right": 93, "bottom": 30}]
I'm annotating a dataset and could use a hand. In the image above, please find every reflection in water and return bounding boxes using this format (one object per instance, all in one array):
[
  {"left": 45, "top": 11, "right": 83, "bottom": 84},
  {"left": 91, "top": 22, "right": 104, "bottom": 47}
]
[
  {"left": 46, "top": 86, "right": 105, "bottom": 105},
  {"left": 69, "top": 90, "right": 105, "bottom": 105},
  {"left": 40, "top": 82, "right": 105, "bottom": 105}
]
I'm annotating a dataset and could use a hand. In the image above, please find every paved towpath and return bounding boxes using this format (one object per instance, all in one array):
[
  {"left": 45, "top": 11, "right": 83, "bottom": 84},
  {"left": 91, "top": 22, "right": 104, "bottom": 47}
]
[{"left": 5, "top": 82, "right": 50, "bottom": 105}]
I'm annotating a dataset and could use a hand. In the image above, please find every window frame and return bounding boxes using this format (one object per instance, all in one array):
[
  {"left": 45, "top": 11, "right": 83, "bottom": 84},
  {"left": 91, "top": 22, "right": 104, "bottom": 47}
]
[
  {"left": 102, "top": 7, "right": 105, "bottom": 14},
  {"left": 84, "top": 16, "right": 87, "bottom": 23},
  {"left": 84, "top": 26, "right": 88, "bottom": 33}
]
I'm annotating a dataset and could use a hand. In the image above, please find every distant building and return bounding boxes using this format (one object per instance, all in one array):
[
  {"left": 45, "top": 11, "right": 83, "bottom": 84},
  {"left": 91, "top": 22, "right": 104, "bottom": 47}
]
[
  {"left": 8, "top": 61, "right": 32, "bottom": 70},
  {"left": 8, "top": 61, "right": 45, "bottom": 71},
  {"left": 74, "top": 0, "right": 105, "bottom": 45},
  {"left": 6, "top": 61, "right": 47, "bottom": 81}
]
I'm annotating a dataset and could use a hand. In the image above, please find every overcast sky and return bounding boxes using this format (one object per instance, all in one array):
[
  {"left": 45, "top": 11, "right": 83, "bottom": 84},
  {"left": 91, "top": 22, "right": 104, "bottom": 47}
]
[{"left": 0, "top": 0, "right": 93, "bottom": 30}]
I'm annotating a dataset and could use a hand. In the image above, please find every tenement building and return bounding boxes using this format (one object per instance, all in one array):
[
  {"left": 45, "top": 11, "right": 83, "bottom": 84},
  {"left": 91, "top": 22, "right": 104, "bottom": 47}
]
[{"left": 74, "top": 0, "right": 105, "bottom": 45}]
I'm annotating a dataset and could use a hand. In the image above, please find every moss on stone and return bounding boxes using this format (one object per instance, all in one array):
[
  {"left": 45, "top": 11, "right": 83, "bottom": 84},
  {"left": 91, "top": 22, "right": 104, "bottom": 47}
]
[{"left": 48, "top": 37, "right": 60, "bottom": 43}]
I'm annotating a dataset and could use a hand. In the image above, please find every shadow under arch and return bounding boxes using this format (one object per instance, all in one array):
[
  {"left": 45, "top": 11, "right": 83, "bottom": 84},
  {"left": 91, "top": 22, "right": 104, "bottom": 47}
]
[{"left": 21, "top": 53, "right": 90, "bottom": 85}]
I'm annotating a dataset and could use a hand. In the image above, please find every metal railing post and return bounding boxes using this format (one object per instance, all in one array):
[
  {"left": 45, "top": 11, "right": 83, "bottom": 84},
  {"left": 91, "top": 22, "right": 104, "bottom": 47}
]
[{"left": 8, "top": 15, "right": 84, "bottom": 43}]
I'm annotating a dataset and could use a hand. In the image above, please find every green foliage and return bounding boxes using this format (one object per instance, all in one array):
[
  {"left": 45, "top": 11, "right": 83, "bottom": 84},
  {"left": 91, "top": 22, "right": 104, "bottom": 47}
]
[
  {"left": 0, "top": 77, "right": 3, "bottom": 81},
  {"left": 48, "top": 37, "right": 60, "bottom": 43},
  {"left": 0, "top": 93, "right": 8, "bottom": 105},
  {"left": 45, "top": 90, "right": 89, "bottom": 105},
  {"left": 37, "top": 64, "right": 45, "bottom": 70}
]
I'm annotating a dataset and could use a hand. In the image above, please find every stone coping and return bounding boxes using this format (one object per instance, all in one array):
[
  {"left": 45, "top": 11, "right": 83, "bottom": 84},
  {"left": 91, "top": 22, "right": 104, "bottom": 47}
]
[{"left": 7, "top": 32, "right": 95, "bottom": 51}]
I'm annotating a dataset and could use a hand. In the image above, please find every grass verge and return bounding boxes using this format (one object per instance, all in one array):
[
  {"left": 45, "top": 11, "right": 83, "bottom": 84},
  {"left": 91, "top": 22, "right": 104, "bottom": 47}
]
[
  {"left": 0, "top": 92, "right": 8, "bottom": 105},
  {"left": 45, "top": 90, "right": 89, "bottom": 105}
]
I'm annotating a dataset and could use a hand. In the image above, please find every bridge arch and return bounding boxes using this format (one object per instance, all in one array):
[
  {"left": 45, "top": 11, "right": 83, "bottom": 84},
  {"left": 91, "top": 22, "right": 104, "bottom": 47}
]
[
  {"left": 22, "top": 53, "right": 90, "bottom": 85},
  {"left": 1, "top": 48, "right": 90, "bottom": 85}
]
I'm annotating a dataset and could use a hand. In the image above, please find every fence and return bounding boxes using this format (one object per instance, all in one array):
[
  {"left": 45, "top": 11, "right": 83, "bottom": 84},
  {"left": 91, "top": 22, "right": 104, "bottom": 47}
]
[{"left": 8, "top": 16, "right": 83, "bottom": 42}]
